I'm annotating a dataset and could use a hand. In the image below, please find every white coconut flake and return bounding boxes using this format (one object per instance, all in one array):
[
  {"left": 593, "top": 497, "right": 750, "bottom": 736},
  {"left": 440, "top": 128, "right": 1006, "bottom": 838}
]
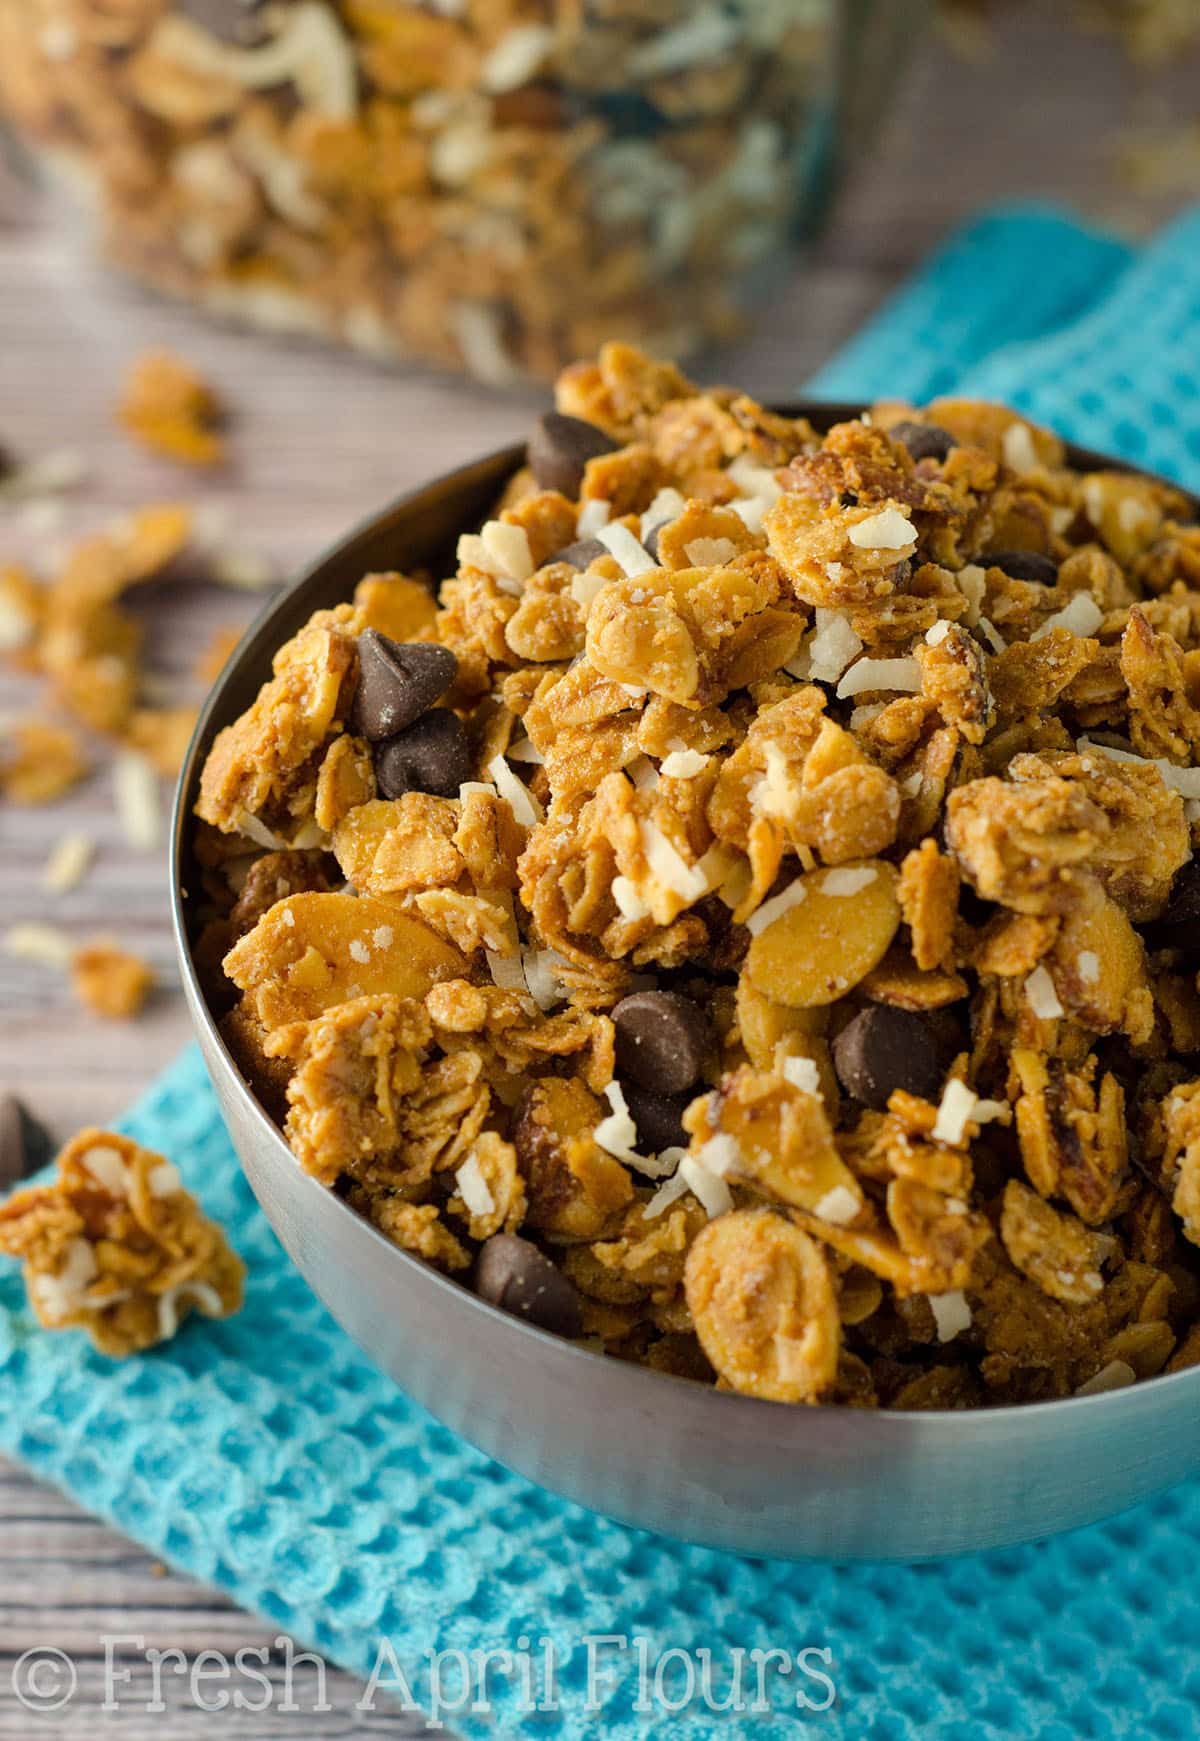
[
  {"left": 847, "top": 507, "right": 916, "bottom": 551},
  {"left": 4, "top": 922, "right": 73, "bottom": 968},
  {"left": 576, "top": 497, "right": 612, "bottom": 537},
  {"left": 611, "top": 875, "right": 650, "bottom": 922},
  {"left": 749, "top": 743, "right": 795, "bottom": 821},
  {"left": 695, "top": 1133, "right": 740, "bottom": 1177},
  {"left": 210, "top": 548, "right": 275, "bottom": 591},
  {"left": 1075, "top": 1359, "right": 1137, "bottom": 1397},
  {"left": 478, "top": 520, "right": 534, "bottom": 594},
  {"left": 679, "top": 1155, "right": 734, "bottom": 1220},
  {"left": 1077, "top": 950, "right": 1101, "bottom": 985},
  {"left": 148, "top": 1162, "right": 182, "bottom": 1199},
  {"left": 726, "top": 453, "right": 782, "bottom": 502},
  {"left": 505, "top": 738, "right": 543, "bottom": 768},
  {"left": 1031, "top": 592, "right": 1103, "bottom": 641},
  {"left": 977, "top": 616, "right": 1007, "bottom": 653},
  {"left": 640, "top": 488, "right": 686, "bottom": 540},
  {"left": 957, "top": 563, "right": 986, "bottom": 623},
  {"left": 639, "top": 821, "right": 707, "bottom": 903},
  {"left": 30, "top": 1237, "right": 97, "bottom": 1323},
  {"left": 157, "top": 1279, "right": 224, "bottom": 1342},
  {"left": 522, "top": 946, "right": 568, "bottom": 1012},
  {"left": 625, "top": 754, "right": 659, "bottom": 792},
  {"left": 348, "top": 939, "right": 370, "bottom": 965},
  {"left": 569, "top": 569, "right": 609, "bottom": 610},
  {"left": 684, "top": 536, "right": 738, "bottom": 567},
  {"left": 835, "top": 656, "right": 923, "bottom": 700},
  {"left": 80, "top": 1143, "right": 128, "bottom": 1196},
  {"left": 730, "top": 496, "right": 767, "bottom": 534},
  {"left": 812, "top": 1184, "right": 861, "bottom": 1226},
  {"left": 1076, "top": 735, "right": 1200, "bottom": 800},
  {"left": 487, "top": 753, "right": 543, "bottom": 827},
  {"left": 42, "top": 832, "right": 95, "bottom": 894},
  {"left": 480, "top": 22, "right": 554, "bottom": 91},
  {"left": 972, "top": 1098, "right": 1011, "bottom": 1126},
  {"left": 644, "top": 1158, "right": 692, "bottom": 1220},
  {"left": 745, "top": 878, "right": 807, "bottom": 938},
  {"left": 925, "top": 618, "right": 953, "bottom": 646},
  {"left": 112, "top": 751, "right": 161, "bottom": 852},
  {"left": 456, "top": 1152, "right": 496, "bottom": 1219},
  {"left": 659, "top": 748, "right": 708, "bottom": 779},
  {"left": 1025, "top": 963, "right": 1064, "bottom": 1020},
  {"left": 593, "top": 1080, "right": 663, "bottom": 1175},
  {"left": 821, "top": 866, "right": 877, "bottom": 897},
  {"left": 780, "top": 1055, "right": 821, "bottom": 1096},
  {"left": 806, "top": 608, "right": 863, "bottom": 684},
  {"left": 597, "top": 522, "right": 656, "bottom": 578},
  {"left": 929, "top": 1290, "right": 972, "bottom": 1343},
  {"left": 932, "top": 1079, "right": 979, "bottom": 1146},
  {"left": 485, "top": 948, "right": 527, "bottom": 992},
  {"left": 1002, "top": 422, "right": 1040, "bottom": 475}
]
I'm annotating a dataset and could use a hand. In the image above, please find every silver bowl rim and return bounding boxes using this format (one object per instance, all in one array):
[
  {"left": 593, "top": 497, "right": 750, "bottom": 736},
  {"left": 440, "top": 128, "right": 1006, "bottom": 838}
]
[{"left": 169, "top": 399, "right": 1200, "bottom": 1437}]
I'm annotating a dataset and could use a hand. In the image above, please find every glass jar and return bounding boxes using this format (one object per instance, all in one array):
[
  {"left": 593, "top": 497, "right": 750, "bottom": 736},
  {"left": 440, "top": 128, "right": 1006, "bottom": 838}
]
[{"left": 0, "top": 1, "right": 919, "bottom": 382}]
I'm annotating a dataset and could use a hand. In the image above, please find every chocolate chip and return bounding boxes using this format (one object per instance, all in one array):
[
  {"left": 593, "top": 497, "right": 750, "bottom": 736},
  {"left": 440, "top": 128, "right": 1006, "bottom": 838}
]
[
  {"left": 177, "top": 0, "right": 267, "bottom": 41},
  {"left": 474, "top": 1234, "right": 583, "bottom": 1338},
  {"left": 613, "top": 989, "right": 712, "bottom": 1095},
  {"left": 982, "top": 550, "right": 1059, "bottom": 585},
  {"left": 375, "top": 710, "right": 471, "bottom": 799},
  {"left": 641, "top": 521, "right": 663, "bottom": 560},
  {"left": 351, "top": 630, "right": 457, "bottom": 742},
  {"left": 833, "top": 1006, "right": 963, "bottom": 1112},
  {"left": 0, "top": 1095, "right": 54, "bottom": 1190},
  {"left": 527, "top": 413, "right": 617, "bottom": 497},
  {"left": 1163, "top": 858, "right": 1200, "bottom": 928},
  {"left": 889, "top": 420, "right": 956, "bottom": 464},
  {"left": 548, "top": 536, "right": 607, "bottom": 570},
  {"left": 622, "top": 1082, "right": 691, "bottom": 1154}
]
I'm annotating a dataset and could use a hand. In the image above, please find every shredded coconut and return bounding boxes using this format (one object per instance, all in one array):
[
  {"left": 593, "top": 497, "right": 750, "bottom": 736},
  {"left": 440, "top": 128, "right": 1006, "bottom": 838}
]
[
  {"left": 1075, "top": 1359, "right": 1137, "bottom": 1397},
  {"left": 611, "top": 875, "right": 650, "bottom": 922},
  {"left": 1002, "top": 422, "right": 1040, "bottom": 475},
  {"left": 639, "top": 821, "right": 707, "bottom": 903},
  {"left": 113, "top": 750, "right": 161, "bottom": 851},
  {"left": 597, "top": 521, "right": 656, "bottom": 577},
  {"left": 522, "top": 945, "right": 568, "bottom": 1012},
  {"left": 640, "top": 488, "right": 686, "bottom": 540},
  {"left": 932, "top": 1079, "right": 979, "bottom": 1146},
  {"left": 157, "top": 1279, "right": 224, "bottom": 1342},
  {"left": 925, "top": 619, "right": 953, "bottom": 646},
  {"left": 487, "top": 753, "right": 543, "bottom": 827},
  {"left": 456, "top": 1152, "right": 496, "bottom": 1218},
  {"left": 847, "top": 506, "right": 916, "bottom": 550},
  {"left": 679, "top": 1154, "right": 734, "bottom": 1220},
  {"left": 42, "top": 832, "right": 95, "bottom": 895},
  {"left": 684, "top": 536, "right": 738, "bottom": 567},
  {"left": 576, "top": 497, "right": 612, "bottom": 536},
  {"left": 821, "top": 866, "right": 877, "bottom": 897},
  {"left": 745, "top": 878, "right": 807, "bottom": 937},
  {"left": 929, "top": 1290, "right": 972, "bottom": 1343},
  {"left": 1031, "top": 592, "right": 1103, "bottom": 641},
  {"left": 659, "top": 748, "right": 708, "bottom": 779},
  {"left": 806, "top": 608, "right": 863, "bottom": 683},
  {"left": 485, "top": 948, "right": 527, "bottom": 992},
  {"left": 957, "top": 563, "right": 986, "bottom": 623},
  {"left": 977, "top": 616, "right": 1007, "bottom": 653},
  {"left": 812, "top": 1185, "right": 860, "bottom": 1226},
  {"left": 1025, "top": 963, "right": 1065, "bottom": 1021},
  {"left": 348, "top": 939, "right": 370, "bottom": 965},
  {"left": 780, "top": 1055, "right": 821, "bottom": 1096},
  {"left": 1076, "top": 736, "right": 1200, "bottom": 800},
  {"left": 835, "top": 656, "right": 923, "bottom": 700},
  {"left": 1077, "top": 950, "right": 1101, "bottom": 985}
]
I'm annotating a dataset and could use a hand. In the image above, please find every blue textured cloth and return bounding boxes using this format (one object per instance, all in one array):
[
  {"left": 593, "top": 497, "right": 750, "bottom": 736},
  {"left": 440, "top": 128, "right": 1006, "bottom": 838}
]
[{"left": 6, "top": 206, "right": 1200, "bottom": 1739}]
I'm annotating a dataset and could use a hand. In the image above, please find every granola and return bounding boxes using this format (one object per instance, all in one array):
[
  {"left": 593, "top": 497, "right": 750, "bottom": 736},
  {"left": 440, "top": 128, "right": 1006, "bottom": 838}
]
[
  {"left": 0, "top": 1129, "right": 244, "bottom": 1356},
  {"left": 189, "top": 345, "right": 1200, "bottom": 1408},
  {"left": 0, "top": 1, "right": 835, "bottom": 381}
]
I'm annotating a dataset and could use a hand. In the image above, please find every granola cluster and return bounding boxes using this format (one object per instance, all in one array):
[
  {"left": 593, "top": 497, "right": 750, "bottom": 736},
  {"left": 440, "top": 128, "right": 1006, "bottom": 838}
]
[
  {"left": 191, "top": 342, "right": 1200, "bottom": 1408},
  {"left": 0, "top": 0, "right": 830, "bottom": 381},
  {"left": 0, "top": 1128, "right": 244, "bottom": 1356}
]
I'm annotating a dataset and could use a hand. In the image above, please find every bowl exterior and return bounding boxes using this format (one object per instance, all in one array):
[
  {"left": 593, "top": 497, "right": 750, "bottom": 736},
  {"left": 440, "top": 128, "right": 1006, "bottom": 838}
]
[{"left": 172, "top": 417, "right": 1200, "bottom": 1562}]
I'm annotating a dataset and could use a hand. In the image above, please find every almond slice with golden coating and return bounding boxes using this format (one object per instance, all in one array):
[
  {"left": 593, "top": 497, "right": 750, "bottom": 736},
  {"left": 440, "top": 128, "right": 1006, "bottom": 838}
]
[
  {"left": 684, "top": 1208, "right": 840, "bottom": 1403},
  {"left": 745, "top": 860, "right": 901, "bottom": 1009},
  {"left": 223, "top": 891, "right": 466, "bottom": 1029}
]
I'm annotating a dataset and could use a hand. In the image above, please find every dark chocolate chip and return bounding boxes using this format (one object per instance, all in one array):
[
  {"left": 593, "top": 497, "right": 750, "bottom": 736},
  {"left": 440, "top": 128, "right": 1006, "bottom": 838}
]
[
  {"left": 375, "top": 710, "right": 472, "bottom": 799},
  {"left": 1163, "top": 857, "right": 1200, "bottom": 928},
  {"left": 548, "top": 536, "right": 608, "bottom": 570},
  {"left": 0, "top": 1095, "right": 55, "bottom": 1190},
  {"left": 351, "top": 630, "right": 457, "bottom": 742},
  {"left": 641, "top": 521, "right": 663, "bottom": 560},
  {"left": 613, "top": 989, "right": 712, "bottom": 1095},
  {"left": 982, "top": 550, "right": 1059, "bottom": 585},
  {"left": 527, "top": 413, "right": 617, "bottom": 497},
  {"left": 889, "top": 420, "right": 956, "bottom": 464},
  {"left": 474, "top": 1234, "right": 583, "bottom": 1338},
  {"left": 177, "top": 0, "right": 267, "bottom": 42},
  {"left": 622, "top": 1082, "right": 691, "bottom": 1154},
  {"left": 833, "top": 1006, "right": 963, "bottom": 1112}
]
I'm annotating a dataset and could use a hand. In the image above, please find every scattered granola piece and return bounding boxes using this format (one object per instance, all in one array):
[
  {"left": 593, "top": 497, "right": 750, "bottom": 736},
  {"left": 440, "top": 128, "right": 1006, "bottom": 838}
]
[
  {"left": 0, "top": 718, "right": 89, "bottom": 805},
  {"left": 119, "top": 350, "right": 226, "bottom": 467},
  {"left": 0, "top": 1129, "right": 243, "bottom": 1356},
  {"left": 71, "top": 940, "right": 155, "bottom": 1020}
]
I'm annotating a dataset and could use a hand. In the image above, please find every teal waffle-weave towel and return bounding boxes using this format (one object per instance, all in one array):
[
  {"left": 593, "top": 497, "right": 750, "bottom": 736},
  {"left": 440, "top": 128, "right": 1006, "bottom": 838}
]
[{"left": 6, "top": 205, "right": 1200, "bottom": 1740}]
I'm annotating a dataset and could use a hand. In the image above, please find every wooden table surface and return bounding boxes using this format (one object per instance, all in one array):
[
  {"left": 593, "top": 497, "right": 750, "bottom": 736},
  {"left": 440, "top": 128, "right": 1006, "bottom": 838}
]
[{"left": 0, "top": 7, "right": 1194, "bottom": 1733}]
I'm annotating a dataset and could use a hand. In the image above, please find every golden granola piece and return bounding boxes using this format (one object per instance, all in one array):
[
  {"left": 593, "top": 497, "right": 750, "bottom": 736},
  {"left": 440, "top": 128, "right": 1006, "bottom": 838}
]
[
  {"left": 1162, "top": 1081, "right": 1200, "bottom": 1249},
  {"left": 1011, "top": 1049, "right": 1131, "bottom": 1225},
  {"left": 897, "top": 840, "right": 960, "bottom": 972},
  {"left": 223, "top": 892, "right": 466, "bottom": 1029},
  {"left": 446, "top": 1131, "right": 526, "bottom": 1242},
  {"left": 1120, "top": 605, "right": 1200, "bottom": 765},
  {"left": 353, "top": 572, "right": 437, "bottom": 643},
  {"left": 196, "top": 608, "right": 360, "bottom": 836},
  {"left": 314, "top": 734, "right": 375, "bottom": 833},
  {"left": 71, "top": 940, "right": 155, "bottom": 1021},
  {"left": 266, "top": 994, "right": 433, "bottom": 1187},
  {"left": 0, "top": 717, "right": 88, "bottom": 804},
  {"left": 1047, "top": 877, "right": 1154, "bottom": 1043},
  {"left": 684, "top": 1209, "right": 841, "bottom": 1403},
  {"left": 360, "top": 1198, "right": 470, "bottom": 1273},
  {"left": 119, "top": 350, "right": 225, "bottom": 467},
  {"left": 333, "top": 795, "right": 464, "bottom": 895},
  {"left": 124, "top": 705, "right": 199, "bottom": 777},
  {"left": 915, "top": 623, "right": 994, "bottom": 743},
  {"left": 228, "top": 849, "right": 335, "bottom": 939},
  {"left": 1000, "top": 1179, "right": 1106, "bottom": 1305},
  {"left": 513, "top": 1076, "right": 633, "bottom": 1240},
  {"left": 685, "top": 1066, "right": 862, "bottom": 1219},
  {"left": 0, "top": 1129, "right": 243, "bottom": 1357}
]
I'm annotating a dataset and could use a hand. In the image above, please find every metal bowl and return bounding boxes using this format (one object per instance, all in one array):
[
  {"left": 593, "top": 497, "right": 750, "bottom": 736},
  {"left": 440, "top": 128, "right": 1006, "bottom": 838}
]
[{"left": 171, "top": 408, "right": 1200, "bottom": 1561}]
